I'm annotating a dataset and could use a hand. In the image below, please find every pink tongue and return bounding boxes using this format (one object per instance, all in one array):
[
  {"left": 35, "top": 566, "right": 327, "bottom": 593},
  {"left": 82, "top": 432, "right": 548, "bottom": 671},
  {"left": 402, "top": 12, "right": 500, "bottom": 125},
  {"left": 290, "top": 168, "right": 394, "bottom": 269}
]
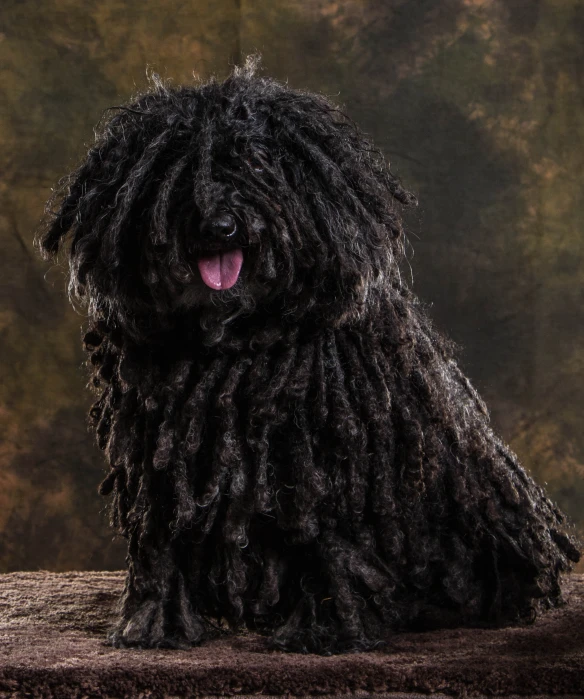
[{"left": 197, "top": 248, "right": 243, "bottom": 290}]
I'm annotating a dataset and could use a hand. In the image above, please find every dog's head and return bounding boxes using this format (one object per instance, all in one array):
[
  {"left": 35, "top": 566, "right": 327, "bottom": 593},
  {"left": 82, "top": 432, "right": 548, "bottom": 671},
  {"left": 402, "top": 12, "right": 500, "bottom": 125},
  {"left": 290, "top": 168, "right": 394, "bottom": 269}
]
[{"left": 37, "top": 55, "right": 416, "bottom": 345}]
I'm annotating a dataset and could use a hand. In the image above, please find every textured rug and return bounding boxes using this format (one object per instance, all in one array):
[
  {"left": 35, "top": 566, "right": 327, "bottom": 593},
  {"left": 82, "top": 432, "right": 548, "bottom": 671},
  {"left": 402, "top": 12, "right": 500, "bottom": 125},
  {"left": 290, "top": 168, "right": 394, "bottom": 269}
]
[{"left": 0, "top": 571, "right": 582, "bottom": 699}]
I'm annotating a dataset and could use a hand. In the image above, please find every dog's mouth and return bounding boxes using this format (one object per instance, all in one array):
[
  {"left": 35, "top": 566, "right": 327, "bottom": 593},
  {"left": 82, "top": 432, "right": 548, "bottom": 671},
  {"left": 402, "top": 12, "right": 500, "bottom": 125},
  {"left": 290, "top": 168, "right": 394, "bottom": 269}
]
[{"left": 196, "top": 248, "right": 244, "bottom": 290}]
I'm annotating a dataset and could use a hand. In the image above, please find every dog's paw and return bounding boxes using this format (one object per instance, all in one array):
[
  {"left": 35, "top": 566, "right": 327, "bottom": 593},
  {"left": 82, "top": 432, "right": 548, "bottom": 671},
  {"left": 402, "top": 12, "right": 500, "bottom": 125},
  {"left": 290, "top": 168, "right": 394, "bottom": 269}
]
[{"left": 106, "top": 598, "right": 206, "bottom": 650}]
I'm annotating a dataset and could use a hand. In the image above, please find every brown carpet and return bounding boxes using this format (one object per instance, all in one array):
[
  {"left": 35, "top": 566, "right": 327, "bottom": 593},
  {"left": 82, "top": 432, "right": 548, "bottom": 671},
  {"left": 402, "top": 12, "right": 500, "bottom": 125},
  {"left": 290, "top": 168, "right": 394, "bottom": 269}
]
[{"left": 0, "top": 571, "right": 582, "bottom": 699}]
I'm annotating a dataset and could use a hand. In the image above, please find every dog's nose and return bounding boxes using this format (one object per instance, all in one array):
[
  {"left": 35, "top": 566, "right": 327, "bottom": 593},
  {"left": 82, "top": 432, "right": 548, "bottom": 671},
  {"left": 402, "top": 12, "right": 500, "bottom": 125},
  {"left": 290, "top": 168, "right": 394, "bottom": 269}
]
[{"left": 200, "top": 213, "right": 237, "bottom": 241}]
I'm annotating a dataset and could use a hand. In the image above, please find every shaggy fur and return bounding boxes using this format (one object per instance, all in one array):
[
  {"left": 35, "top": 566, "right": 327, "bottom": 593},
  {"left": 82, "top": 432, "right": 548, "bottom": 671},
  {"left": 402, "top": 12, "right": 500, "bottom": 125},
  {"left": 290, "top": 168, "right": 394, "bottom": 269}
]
[{"left": 35, "top": 56, "right": 582, "bottom": 655}]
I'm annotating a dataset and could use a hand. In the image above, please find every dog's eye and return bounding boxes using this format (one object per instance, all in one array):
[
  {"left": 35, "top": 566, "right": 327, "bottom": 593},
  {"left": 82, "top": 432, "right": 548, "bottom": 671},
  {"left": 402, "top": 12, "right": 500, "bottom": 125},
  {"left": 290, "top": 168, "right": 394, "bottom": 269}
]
[{"left": 246, "top": 154, "right": 265, "bottom": 173}]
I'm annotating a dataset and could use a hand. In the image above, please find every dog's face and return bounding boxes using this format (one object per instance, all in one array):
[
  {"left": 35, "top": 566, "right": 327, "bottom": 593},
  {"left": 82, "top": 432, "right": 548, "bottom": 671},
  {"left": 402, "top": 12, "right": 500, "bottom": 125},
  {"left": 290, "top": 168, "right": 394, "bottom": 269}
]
[
  {"left": 38, "top": 58, "right": 415, "bottom": 343},
  {"left": 166, "top": 107, "right": 284, "bottom": 315}
]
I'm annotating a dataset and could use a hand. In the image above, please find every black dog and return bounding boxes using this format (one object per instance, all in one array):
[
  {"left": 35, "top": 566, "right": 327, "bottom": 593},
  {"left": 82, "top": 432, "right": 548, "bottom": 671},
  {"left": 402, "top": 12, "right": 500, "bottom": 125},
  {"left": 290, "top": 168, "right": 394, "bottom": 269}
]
[{"left": 36, "top": 56, "right": 582, "bottom": 654}]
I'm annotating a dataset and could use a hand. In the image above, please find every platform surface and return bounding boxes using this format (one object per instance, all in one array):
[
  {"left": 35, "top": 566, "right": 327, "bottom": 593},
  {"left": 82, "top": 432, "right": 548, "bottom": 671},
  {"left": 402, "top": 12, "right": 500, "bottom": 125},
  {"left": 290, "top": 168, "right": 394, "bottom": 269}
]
[{"left": 0, "top": 571, "right": 582, "bottom": 699}]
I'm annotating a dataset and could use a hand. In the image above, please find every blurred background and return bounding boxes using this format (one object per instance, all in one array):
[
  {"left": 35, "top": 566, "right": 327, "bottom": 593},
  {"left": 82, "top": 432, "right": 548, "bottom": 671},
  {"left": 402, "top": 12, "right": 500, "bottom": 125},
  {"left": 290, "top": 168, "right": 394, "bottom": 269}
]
[{"left": 0, "top": 0, "right": 582, "bottom": 572}]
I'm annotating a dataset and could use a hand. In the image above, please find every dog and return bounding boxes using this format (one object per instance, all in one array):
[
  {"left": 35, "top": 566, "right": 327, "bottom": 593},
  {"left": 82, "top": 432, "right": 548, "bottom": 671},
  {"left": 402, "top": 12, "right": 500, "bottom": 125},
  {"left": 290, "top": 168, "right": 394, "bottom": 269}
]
[{"left": 35, "top": 55, "right": 582, "bottom": 655}]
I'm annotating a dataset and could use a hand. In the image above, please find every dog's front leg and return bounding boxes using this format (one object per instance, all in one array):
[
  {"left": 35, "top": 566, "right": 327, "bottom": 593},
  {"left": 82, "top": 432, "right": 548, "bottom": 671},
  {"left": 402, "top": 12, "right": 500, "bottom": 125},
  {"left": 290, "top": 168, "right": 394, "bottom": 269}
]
[{"left": 107, "top": 524, "right": 206, "bottom": 650}]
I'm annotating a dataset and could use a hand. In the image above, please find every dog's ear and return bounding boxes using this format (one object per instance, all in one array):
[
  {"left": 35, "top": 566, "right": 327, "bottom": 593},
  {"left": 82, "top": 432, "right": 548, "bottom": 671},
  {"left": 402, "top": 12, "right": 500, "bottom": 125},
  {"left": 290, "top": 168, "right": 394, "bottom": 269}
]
[
  {"left": 35, "top": 167, "right": 88, "bottom": 262},
  {"left": 250, "top": 92, "right": 421, "bottom": 326},
  {"left": 35, "top": 98, "right": 176, "bottom": 310},
  {"left": 34, "top": 155, "right": 103, "bottom": 306},
  {"left": 36, "top": 102, "right": 147, "bottom": 262},
  {"left": 276, "top": 111, "right": 413, "bottom": 274}
]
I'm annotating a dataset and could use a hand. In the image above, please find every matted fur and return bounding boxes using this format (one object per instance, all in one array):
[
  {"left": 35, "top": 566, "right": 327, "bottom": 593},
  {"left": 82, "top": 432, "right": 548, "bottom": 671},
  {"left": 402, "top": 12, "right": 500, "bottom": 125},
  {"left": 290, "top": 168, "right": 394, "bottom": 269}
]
[{"left": 35, "top": 55, "right": 582, "bottom": 654}]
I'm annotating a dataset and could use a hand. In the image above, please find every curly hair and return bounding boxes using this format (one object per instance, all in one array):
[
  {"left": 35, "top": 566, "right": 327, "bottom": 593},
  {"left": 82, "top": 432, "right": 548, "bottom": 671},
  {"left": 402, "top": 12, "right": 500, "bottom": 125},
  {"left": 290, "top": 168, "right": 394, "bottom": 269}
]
[{"left": 35, "top": 55, "right": 582, "bottom": 654}]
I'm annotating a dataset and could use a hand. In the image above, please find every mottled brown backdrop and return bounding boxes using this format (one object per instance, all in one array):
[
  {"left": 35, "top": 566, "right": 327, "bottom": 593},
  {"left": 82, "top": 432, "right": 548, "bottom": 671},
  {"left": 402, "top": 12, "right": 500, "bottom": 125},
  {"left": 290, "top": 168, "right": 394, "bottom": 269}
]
[{"left": 0, "top": 0, "right": 582, "bottom": 572}]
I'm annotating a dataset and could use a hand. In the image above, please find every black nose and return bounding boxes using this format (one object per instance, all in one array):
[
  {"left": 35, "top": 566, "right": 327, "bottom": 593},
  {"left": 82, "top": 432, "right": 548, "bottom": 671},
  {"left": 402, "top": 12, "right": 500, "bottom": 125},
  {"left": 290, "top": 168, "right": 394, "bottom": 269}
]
[{"left": 200, "top": 213, "right": 237, "bottom": 241}]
